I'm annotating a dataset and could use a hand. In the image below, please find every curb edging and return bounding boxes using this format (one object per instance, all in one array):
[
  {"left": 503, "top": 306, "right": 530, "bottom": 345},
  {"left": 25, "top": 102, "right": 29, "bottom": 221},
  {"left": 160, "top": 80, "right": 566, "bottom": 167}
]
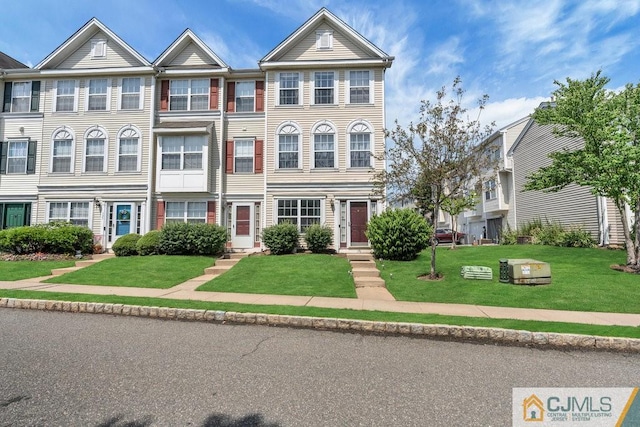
[{"left": 2, "top": 297, "right": 639, "bottom": 353}]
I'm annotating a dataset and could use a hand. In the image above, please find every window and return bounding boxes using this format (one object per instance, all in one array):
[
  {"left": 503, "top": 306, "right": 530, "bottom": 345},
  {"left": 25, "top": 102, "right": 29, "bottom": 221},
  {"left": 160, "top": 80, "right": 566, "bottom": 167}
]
[
  {"left": 87, "top": 79, "right": 108, "bottom": 111},
  {"left": 313, "top": 71, "right": 335, "bottom": 104},
  {"left": 51, "top": 128, "right": 74, "bottom": 173},
  {"left": 169, "top": 79, "right": 208, "bottom": 111},
  {"left": 277, "top": 124, "right": 300, "bottom": 169},
  {"left": 120, "top": 78, "right": 141, "bottom": 110},
  {"left": 235, "top": 81, "right": 255, "bottom": 112},
  {"left": 234, "top": 139, "right": 254, "bottom": 173},
  {"left": 84, "top": 128, "right": 107, "bottom": 172},
  {"left": 348, "top": 71, "right": 370, "bottom": 104},
  {"left": 6, "top": 141, "right": 27, "bottom": 174},
  {"left": 485, "top": 179, "right": 497, "bottom": 200},
  {"left": 316, "top": 30, "right": 333, "bottom": 50},
  {"left": 55, "top": 80, "right": 76, "bottom": 112},
  {"left": 91, "top": 39, "right": 107, "bottom": 58},
  {"left": 49, "top": 202, "right": 90, "bottom": 227},
  {"left": 277, "top": 199, "right": 321, "bottom": 232},
  {"left": 117, "top": 127, "right": 140, "bottom": 172},
  {"left": 348, "top": 122, "right": 372, "bottom": 168},
  {"left": 10, "top": 82, "right": 31, "bottom": 112},
  {"left": 312, "top": 123, "right": 335, "bottom": 168},
  {"left": 165, "top": 201, "right": 206, "bottom": 224},
  {"left": 160, "top": 136, "right": 204, "bottom": 170},
  {"left": 278, "top": 73, "right": 300, "bottom": 105}
]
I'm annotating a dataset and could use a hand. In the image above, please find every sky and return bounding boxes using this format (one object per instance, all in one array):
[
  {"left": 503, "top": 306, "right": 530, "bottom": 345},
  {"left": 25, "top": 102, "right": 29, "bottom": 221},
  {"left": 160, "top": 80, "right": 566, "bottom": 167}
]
[{"left": 1, "top": 0, "right": 640, "bottom": 130}]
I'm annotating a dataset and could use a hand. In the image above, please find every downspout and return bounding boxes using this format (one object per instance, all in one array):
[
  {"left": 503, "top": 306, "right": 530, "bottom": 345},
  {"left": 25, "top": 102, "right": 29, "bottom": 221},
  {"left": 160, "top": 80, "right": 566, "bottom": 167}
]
[
  {"left": 218, "top": 75, "right": 225, "bottom": 228},
  {"left": 146, "top": 69, "right": 158, "bottom": 233},
  {"left": 262, "top": 69, "right": 269, "bottom": 250}
]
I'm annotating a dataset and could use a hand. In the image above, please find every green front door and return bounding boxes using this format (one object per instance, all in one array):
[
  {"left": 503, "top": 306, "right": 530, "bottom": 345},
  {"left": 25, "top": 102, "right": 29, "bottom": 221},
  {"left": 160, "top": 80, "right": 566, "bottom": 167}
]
[{"left": 4, "top": 204, "right": 27, "bottom": 228}]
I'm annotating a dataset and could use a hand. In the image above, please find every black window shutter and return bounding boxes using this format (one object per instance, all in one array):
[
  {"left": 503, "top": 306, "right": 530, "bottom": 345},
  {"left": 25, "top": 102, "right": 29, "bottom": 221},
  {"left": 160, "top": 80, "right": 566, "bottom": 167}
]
[
  {"left": 0, "top": 141, "right": 7, "bottom": 174},
  {"left": 30, "top": 81, "right": 40, "bottom": 112},
  {"left": 27, "top": 140, "right": 37, "bottom": 174},
  {"left": 0, "top": 204, "right": 4, "bottom": 229},
  {"left": 24, "top": 203, "right": 31, "bottom": 226},
  {"left": 3, "top": 82, "right": 12, "bottom": 112}
]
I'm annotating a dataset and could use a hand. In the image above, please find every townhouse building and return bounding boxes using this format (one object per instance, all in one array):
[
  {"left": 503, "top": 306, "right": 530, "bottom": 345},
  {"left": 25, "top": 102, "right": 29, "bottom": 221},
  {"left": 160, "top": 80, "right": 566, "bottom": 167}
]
[{"left": 0, "top": 8, "right": 394, "bottom": 252}]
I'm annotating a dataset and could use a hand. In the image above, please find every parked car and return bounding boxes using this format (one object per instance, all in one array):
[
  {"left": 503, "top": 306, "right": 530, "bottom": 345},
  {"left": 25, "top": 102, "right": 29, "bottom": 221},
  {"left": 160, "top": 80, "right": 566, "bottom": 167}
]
[{"left": 434, "top": 228, "right": 466, "bottom": 245}]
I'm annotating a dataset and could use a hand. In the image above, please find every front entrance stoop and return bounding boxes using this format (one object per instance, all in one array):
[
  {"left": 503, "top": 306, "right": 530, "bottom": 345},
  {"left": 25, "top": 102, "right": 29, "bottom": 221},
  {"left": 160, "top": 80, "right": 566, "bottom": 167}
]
[
  {"left": 170, "top": 252, "right": 250, "bottom": 292},
  {"left": 50, "top": 253, "right": 115, "bottom": 276},
  {"left": 346, "top": 253, "right": 395, "bottom": 301}
]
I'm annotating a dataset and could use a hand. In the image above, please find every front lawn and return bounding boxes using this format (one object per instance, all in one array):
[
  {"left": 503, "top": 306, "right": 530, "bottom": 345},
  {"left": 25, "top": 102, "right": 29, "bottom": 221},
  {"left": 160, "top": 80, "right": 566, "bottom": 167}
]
[
  {"left": 382, "top": 245, "right": 640, "bottom": 313},
  {"left": 1, "top": 260, "right": 77, "bottom": 281},
  {"left": 43, "top": 255, "right": 214, "bottom": 289},
  {"left": 197, "top": 253, "right": 357, "bottom": 298}
]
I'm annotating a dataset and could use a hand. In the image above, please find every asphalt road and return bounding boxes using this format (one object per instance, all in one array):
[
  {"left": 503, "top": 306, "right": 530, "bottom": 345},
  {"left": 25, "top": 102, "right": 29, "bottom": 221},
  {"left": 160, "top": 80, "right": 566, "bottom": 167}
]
[{"left": 1, "top": 310, "right": 638, "bottom": 426}]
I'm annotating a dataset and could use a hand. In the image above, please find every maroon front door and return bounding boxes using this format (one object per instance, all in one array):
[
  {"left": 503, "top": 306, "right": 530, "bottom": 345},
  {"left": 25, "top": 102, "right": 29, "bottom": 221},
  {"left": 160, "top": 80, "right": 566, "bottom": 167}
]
[{"left": 350, "top": 202, "right": 368, "bottom": 245}]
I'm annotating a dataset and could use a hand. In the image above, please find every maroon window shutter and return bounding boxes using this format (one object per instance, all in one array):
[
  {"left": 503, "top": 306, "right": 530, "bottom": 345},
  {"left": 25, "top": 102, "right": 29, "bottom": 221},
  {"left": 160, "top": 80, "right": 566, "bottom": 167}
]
[
  {"left": 226, "top": 81, "right": 235, "bottom": 112},
  {"left": 160, "top": 80, "right": 169, "bottom": 111},
  {"left": 210, "top": 78, "right": 219, "bottom": 110},
  {"left": 254, "top": 140, "right": 263, "bottom": 173},
  {"left": 207, "top": 201, "right": 216, "bottom": 224},
  {"left": 156, "top": 201, "right": 165, "bottom": 229},
  {"left": 225, "top": 140, "right": 234, "bottom": 174},
  {"left": 255, "top": 81, "right": 264, "bottom": 112}
]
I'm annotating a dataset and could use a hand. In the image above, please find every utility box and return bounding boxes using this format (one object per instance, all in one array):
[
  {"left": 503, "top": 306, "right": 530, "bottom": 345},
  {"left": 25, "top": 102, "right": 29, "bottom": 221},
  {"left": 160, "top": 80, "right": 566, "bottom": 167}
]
[{"left": 503, "top": 259, "right": 551, "bottom": 285}]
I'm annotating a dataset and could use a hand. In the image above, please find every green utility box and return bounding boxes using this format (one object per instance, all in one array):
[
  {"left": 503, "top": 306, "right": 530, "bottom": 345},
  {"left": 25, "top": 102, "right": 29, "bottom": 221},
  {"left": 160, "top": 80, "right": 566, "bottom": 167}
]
[
  {"left": 460, "top": 265, "right": 493, "bottom": 280},
  {"left": 501, "top": 258, "right": 551, "bottom": 285}
]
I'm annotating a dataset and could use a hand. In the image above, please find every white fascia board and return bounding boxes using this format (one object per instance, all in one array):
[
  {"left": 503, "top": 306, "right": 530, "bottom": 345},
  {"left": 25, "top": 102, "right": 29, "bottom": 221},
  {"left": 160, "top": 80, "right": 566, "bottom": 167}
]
[
  {"left": 154, "top": 29, "right": 229, "bottom": 68},
  {"left": 38, "top": 66, "right": 154, "bottom": 76},
  {"left": 159, "top": 68, "right": 229, "bottom": 76},
  {"left": 260, "top": 59, "right": 391, "bottom": 70},
  {"left": 152, "top": 127, "right": 209, "bottom": 134}
]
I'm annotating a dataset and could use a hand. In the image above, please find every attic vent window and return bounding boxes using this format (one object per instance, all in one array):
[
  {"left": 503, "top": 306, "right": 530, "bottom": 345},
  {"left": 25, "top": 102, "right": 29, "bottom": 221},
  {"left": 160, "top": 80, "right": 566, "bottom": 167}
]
[
  {"left": 316, "top": 30, "right": 333, "bottom": 50},
  {"left": 91, "top": 39, "right": 107, "bottom": 59}
]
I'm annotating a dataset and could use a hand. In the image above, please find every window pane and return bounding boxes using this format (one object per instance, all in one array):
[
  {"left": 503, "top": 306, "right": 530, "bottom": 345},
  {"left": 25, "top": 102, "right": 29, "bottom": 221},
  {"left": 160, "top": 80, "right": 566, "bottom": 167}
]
[
  {"left": 183, "top": 153, "right": 202, "bottom": 169},
  {"left": 314, "top": 72, "right": 334, "bottom": 104},
  {"left": 166, "top": 202, "right": 184, "bottom": 218},
  {"left": 190, "top": 95, "right": 208, "bottom": 110},
  {"left": 122, "top": 78, "right": 140, "bottom": 93},
  {"left": 118, "top": 137, "right": 138, "bottom": 172},
  {"left": 184, "top": 136, "right": 204, "bottom": 153},
  {"left": 56, "top": 81, "right": 75, "bottom": 112},
  {"left": 350, "top": 133, "right": 371, "bottom": 167},
  {"left": 7, "top": 141, "right": 28, "bottom": 173},
  {"left": 314, "top": 134, "right": 334, "bottom": 168},
  {"left": 11, "top": 82, "right": 31, "bottom": 112},
  {"left": 187, "top": 202, "right": 206, "bottom": 218},
  {"left": 161, "top": 154, "right": 181, "bottom": 170},
  {"left": 49, "top": 202, "right": 67, "bottom": 220},
  {"left": 278, "top": 134, "right": 298, "bottom": 168},
  {"left": 121, "top": 94, "right": 139, "bottom": 109},
  {"left": 279, "top": 73, "right": 299, "bottom": 105},
  {"left": 236, "top": 97, "right": 254, "bottom": 112},
  {"left": 349, "top": 71, "right": 370, "bottom": 104},
  {"left": 161, "top": 137, "right": 182, "bottom": 153},
  {"left": 170, "top": 80, "right": 188, "bottom": 95}
]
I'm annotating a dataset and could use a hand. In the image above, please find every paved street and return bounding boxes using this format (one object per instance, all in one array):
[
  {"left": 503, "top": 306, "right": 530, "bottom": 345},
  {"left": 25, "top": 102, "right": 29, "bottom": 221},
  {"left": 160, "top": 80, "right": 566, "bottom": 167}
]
[{"left": 1, "top": 310, "right": 639, "bottom": 426}]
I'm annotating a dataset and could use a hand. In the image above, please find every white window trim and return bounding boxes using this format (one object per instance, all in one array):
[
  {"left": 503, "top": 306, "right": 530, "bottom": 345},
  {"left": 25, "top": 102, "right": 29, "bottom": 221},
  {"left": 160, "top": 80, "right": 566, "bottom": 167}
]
[
  {"left": 6, "top": 139, "right": 28, "bottom": 174},
  {"left": 310, "top": 121, "right": 337, "bottom": 169},
  {"left": 82, "top": 126, "right": 108, "bottom": 173},
  {"left": 50, "top": 126, "right": 76, "bottom": 173},
  {"left": 275, "top": 72, "right": 303, "bottom": 106},
  {"left": 346, "top": 69, "right": 374, "bottom": 105},
  {"left": 158, "top": 135, "right": 206, "bottom": 171},
  {"left": 116, "top": 125, "right": 142, "bottom": 173},
  {"left": 90, "top": 39, "right": 107, "bottom": 59},
  {"left": 310, "top": 70, "right": 338, "bottom": 106},
  {"left": 485, "top": 179, "right": 497, "bottom": 200},
  {"left": 233, "top": 138, "right": 255, "bottom": 173},
  {"left": 117, "top": 77, "right": 144, "bottom": 110},
  {"left": 235, "top": 81, "right": 256, "bottom": 113},
  {"left": 164, "top": 200, "right": 208, "bottom": 224},
  {"left": 85, "top": 78, "right": 112, "bottom": 112},
  {"left": 273, "top": 198, "right": 325, "bottom": 232},
  {"left": 316, "top": 30, "right": 333, "bottom": 50},
  {"left": 169, "top": 79, "right": 210, "bottom": 111},
  {"left": 53, "top": 80, "right": 79, "bottom": 113},
  {"left": 275, "top": 121, "right": 302, "bottom": 170},
  {"left": 8, "top": 81, "right": 32, "bottom": 113},
  {"left": 346, "top": 120, "right": 375, "bottom": 169},
  {"left": 46, "top": 200, "right": 93, "bottom": 227}
]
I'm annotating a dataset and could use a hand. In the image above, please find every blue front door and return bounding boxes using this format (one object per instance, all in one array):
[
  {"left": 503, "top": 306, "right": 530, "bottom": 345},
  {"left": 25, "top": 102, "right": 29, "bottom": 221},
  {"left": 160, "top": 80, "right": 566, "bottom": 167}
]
[{"left": 115, "top": 204, "right": 132, "bottom": 236}]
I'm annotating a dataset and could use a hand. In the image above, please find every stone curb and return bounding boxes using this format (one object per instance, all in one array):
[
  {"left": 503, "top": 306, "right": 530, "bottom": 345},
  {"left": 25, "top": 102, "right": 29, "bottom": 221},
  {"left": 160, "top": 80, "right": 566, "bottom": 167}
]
[{"left": 2, "top": 297, "right": 639, "bottom": 353}]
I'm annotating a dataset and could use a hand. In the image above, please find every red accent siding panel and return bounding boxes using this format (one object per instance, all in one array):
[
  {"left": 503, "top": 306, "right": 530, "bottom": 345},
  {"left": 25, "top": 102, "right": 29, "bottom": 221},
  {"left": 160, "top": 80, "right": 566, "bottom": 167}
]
[
  {"left": 254, "top": 140, "right": 263, "bottom": 174},
  {"left": 156, "top": 201, "right": 165, "bottom": 229},
  {"left": 255, "top": 80, "right": 264, "bottom": 112},
  {"left": 160, "top": 81, "right": 169, "bottom": 111},
  {"left": 207, "top": 201, "right": 216, "bottom": 224},
  {"left": 210, "top": 78, "right": 219, "bottom": 110},
  {"left": 225, "top": 140, "right": 234, "bottom": 174},
  {"left": 226, "top": 81, "right": 235, "bottom": 112}
]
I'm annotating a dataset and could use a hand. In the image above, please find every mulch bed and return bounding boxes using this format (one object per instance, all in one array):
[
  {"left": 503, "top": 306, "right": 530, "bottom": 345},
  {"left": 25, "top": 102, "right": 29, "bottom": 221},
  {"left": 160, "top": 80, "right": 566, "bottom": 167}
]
[
  {"left": 0, "top": 252, "right": 90, "bottom": 262},
  {"left": 610, "top": 264, "right": 640, "bottom": 274}
]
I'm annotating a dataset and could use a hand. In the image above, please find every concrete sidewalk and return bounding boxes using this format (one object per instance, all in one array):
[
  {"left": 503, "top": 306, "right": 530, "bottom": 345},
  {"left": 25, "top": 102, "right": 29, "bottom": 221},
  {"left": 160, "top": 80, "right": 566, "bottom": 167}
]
[{"left": 2, "top": 277, "right": 640, "bottom": 327}]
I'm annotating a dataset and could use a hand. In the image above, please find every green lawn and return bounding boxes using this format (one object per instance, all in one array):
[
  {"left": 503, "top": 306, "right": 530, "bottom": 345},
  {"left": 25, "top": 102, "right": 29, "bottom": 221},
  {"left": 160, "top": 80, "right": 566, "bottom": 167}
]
[
  {"left": 1, "top": 260, "right": 77, "bottom": 281},
  {"left": 197, "top": 254, "right": 357, "bottom": 298},
  {"left": 1, "top": 289, "right": 639, "bottom": 338},
  {"left": 43, "top": 255, "right": 214, "bottom": 289},
  {"left": 382, "top": 245, "right": 640, "bottom": 313}
]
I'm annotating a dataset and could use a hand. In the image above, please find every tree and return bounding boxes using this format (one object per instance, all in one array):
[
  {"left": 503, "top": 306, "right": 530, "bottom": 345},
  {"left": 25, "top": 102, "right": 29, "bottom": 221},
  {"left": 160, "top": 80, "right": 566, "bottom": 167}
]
[
  {"left": 374, "top": 77, "right": 494, "bottom": 278},
  {"left": 441, "top": 190, "right": 478, "bottom": 249},
  {"left": 524, "top": 71, "right": 640, "bottom": 268}
]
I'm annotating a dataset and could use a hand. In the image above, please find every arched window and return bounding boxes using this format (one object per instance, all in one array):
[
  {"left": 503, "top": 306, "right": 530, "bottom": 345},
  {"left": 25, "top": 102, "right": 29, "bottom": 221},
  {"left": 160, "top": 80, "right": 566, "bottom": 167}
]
[
  {"left": 84, "top": 126, "right": 108, "bottom": 173},
  {"left": 312, "top": 122, "right": 336, "bottom": 169},
  {"left": 347, "top": 121, "right": 373, "bottom": 168},
  {"left": 276, "top": 122, "right": 301, "bottom": 169},
  {"left": 51, "top": 127, "right": 74, "bottom": 173},
  {"left": 117, "top": 126, "right": 141, "bottom": 172}
]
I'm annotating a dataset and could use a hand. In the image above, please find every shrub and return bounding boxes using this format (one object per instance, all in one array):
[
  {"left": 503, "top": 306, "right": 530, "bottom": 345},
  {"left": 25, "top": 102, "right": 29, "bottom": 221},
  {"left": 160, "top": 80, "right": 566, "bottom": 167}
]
[
  {"left": 112, "top": 233, "right": 141, "bottom": 257},
  {"left": 0, "top": 229, "right": 8, "bottom": 252},
  {"left": 304, "top": 223, "right": 333, "bottom": 253},
  {"left": 136, "top": 230, "right": 161, "bottom": 256},
  {"left": 157, "top": 223, "right": 227, "bottom": 256},
  {"left": 40, "top": 222, "right": 94, "bottom": 255},
  {"left": 2, "top": 226, "right": 47, "bottom": 254},
  {"left": 366, "top": 208, "right": 431, "bottom": 261},
  {"left": 262, "top": 222, "right": 299, "bottom": 255},
  {"left": 560, "top": 226, "right": 596, "bottom": 248},
  {"left": 500, "top": 225, "right": 518, "bottom": 245}
]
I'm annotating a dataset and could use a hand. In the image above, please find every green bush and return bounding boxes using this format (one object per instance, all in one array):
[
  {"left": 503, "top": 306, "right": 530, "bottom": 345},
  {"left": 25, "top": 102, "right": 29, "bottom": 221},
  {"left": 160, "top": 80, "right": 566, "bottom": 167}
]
[
  {"left": 112, "top": 233, "right": 141, "bottom": 257},
  {"left": 2, "top": 226, "right": 46, "bottom": 254},
  {"left": 136, "top": 230, "right": 161, "bottom": 256},
  {"left": 304, "top": 223, "right": 333, "bottom": 253},
  {"left": 0, "top": 229, "right": 8, "bottom": 252},
  {"left": 560, "top": 226, "right": 596, "bottom": 248},
  {"left": 366, "top": 208, "right": 431, "bottom": 261},
  {"left": 503, "top": 218, "right": 596, "bottom": 248},
  {"left": 500, "top": 225, "right": 518, "bottom": 245},
  {"left": 157, "top": 223, "right": 227, "bottom": 256},
  {"left": 262, "top": 222, "right": 300, "bottom": 255},
  {"left": 39, "top": 222, "right": 94, "bottom": 255}
]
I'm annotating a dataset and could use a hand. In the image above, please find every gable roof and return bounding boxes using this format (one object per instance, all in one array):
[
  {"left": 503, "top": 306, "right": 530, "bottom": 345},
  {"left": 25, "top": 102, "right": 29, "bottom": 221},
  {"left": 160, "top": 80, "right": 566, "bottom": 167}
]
[
  {"left": 154, "top": 29, "right": 229, "bottom": 69},
  {"left": 507, "top": 102, "right": 555, "bottom": 156},
  {"left": 260, "top": 7, "right": 393, "bottom": 65},
  {"left": 0, "top": 51, "right": 28, "bottom": 69},
  {"left": 35, "top": 17, "right": 151, "bottom": 69}
]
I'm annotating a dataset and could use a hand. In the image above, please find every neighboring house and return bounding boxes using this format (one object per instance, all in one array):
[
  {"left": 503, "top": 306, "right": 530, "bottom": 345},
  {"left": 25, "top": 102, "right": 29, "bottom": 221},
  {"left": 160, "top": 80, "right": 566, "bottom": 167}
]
[{"left": 0, "top": 8, "right": 394, "bottom": 252}]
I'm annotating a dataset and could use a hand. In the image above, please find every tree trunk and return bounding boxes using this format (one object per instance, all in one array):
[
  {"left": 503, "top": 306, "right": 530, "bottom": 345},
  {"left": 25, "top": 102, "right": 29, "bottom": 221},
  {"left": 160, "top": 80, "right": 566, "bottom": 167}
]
[
  {"left": 616, "top": 202, "right": 637, "bottom": 266},
  {"left": 634, "top": 198, "right": 640, "bottom": 268},
  {"left": 450, "top": 215, "right": 458, "bottom": 250},
  {"left": 429, "top": 205, "right": 439, "bottom": 278}
]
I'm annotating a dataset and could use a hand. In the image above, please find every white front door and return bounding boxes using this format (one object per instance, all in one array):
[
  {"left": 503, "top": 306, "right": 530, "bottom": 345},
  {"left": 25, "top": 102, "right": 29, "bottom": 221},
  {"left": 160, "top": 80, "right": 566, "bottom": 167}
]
[{"left": 231, "top": 203, "right": 253, "bottom": 248}]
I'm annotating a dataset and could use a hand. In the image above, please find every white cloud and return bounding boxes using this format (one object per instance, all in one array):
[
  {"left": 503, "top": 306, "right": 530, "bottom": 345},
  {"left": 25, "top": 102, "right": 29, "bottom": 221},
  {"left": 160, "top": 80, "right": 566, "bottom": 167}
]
[
  {"left": 478, "top": 96, "right": 548, "bottom": 129},
  {"left": 426, "top": 37, "right": 464, "bottom": 75}
]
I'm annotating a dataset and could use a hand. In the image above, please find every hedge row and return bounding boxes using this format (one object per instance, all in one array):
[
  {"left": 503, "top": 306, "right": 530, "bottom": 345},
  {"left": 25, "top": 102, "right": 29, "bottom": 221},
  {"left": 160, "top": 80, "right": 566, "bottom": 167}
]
[
  {"left": 261, "top": 222, "right": 334, "bottom": 255},
  {"left": 0, "top": 222, "right": 94, "bottom": 255}
]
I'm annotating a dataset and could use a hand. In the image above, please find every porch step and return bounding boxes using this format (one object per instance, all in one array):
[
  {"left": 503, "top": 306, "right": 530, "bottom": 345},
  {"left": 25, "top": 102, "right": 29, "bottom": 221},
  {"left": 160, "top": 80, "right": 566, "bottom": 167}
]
[
  {"left": 351, "top": 268, "right": 380, "bottom": 278},
  {"left": 214, "top": 259, "right": 239, "bottom": 268},
  {"left": 203, "top": 252, "right": 249, "bottom": 276},
  {"left": 224, "top": 252, "right": 249, "bottom": 260},
  {"left": 75, "top": 259, "right": 101, "bottom": 268},
  {"left": 350, "top": 260, "right": 376, "bottom": 268},
  {"left": 354, "top": 277, "right": 386, "bottom": 288},
  {"left": 91, "top": 253, "right": 115, "bottom": 261},
  {"left": 347, "top": 253, "right": 373, "bottom": 262},
  {"left": 51, "top": 266, "right": 83, "bottom": 276}
]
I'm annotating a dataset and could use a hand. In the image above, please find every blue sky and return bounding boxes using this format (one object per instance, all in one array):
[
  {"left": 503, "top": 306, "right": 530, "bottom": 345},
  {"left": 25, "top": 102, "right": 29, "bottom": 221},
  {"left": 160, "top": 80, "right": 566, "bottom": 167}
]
[{"left": 2, "top": 0, "right": 639, "bottom": 129}]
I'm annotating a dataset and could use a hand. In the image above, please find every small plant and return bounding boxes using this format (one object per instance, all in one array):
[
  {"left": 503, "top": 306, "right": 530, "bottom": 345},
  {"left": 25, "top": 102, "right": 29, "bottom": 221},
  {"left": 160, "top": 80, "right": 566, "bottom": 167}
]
[
  {"left": 112, "top": 233, "right": 141, "bottom": 257},
  {"left": 500, "top": 225, "right": 518, "bottom": 245},
  {"left": 262, "top": 222, "right": 299, "bottom": 255},
  {"left": 366, "top": 208, "right": 431, "bottom": 261},
  {"left": 560, "top": 226, "right": 596, "bottom": 248},
  {"left": 304, "top": 224, "right": 333, "bottom": 253},
  {"left": 136, "top": 230, "right": 161, "bottom": 256}
]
